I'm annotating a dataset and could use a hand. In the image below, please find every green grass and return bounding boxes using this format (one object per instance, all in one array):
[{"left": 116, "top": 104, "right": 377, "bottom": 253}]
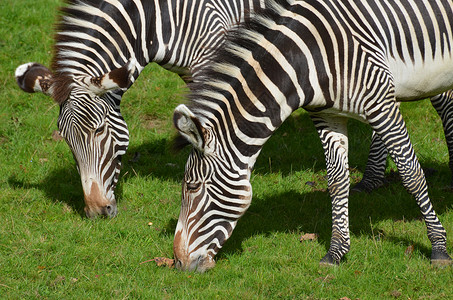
[{"left": 1, "top": 0, "right": 453, "bottom": 298}]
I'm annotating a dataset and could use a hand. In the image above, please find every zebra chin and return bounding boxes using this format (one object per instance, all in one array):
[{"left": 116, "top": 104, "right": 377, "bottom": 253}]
[{"left": 82, "top": 179, "right": 118, "bottom": 218}]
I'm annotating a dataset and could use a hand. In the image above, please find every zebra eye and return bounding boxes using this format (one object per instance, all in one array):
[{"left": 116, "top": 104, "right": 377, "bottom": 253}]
[
  {"left": 94, "top": 125, "right": 105, "bottom": 135},
  {"left": 186, "top": 182, "right": 201, "bottom": 191}
]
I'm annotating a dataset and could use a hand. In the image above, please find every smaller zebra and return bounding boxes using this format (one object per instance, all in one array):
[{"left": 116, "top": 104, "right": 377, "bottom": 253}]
[
  {"left": 172, "top": 0, "right": 452, "bottom": 272},
  {"left": 14, "top": 0, "right": 270, "bottom": 218}
]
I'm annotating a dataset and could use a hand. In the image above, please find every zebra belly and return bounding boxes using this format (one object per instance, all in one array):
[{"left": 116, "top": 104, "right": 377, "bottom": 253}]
[
  {"left": 389, "top": 57, "right": 453, "bottom": 101},
  {"left": 309, "top": 108, "right": 368, "bottom": 124}
]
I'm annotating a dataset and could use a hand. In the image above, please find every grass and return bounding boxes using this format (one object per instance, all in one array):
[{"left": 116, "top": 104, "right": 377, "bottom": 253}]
[{"left": 1, "top": 0, "right": 453, "bottom": 298}]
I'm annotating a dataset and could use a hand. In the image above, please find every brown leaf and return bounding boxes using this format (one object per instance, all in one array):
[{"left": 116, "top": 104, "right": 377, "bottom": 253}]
[
  {"left": 390, "top": 290, "right": 402, "bottom": 298},
  {"left": 339, "top": 297, "right": 351, "bottom": 300},
  {"left": 153, "top": 257, "right": 175, "bottom": 268},
  {"left": 404, "top": 244, "right": 414, "bottom": 257},
  {"left": 300, "top": 233, "right": 318, "bottom": 242},
  {"left": 50, "top": 276, "right": 65, "bottom": 287},
  {"left": 39, "top": 158, "right": 49, "bottom": 164},
  {"left": 52, "top": 130, "right": 64, "bottom": 142}
]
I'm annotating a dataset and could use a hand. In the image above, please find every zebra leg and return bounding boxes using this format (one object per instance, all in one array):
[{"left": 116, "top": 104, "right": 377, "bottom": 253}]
[
  {"left": 368, "top": 100, "right": 452, "bottom": 265},
  {"left": 352, "top": 102, "right": 403, "bottom": 193},
  {"left": 430, "top": 91, "right": 453, "bottom": 188},
  {"left": 311, "top": 115, "right": 351, "bottom": 265},
  {"left": 351, "top": 131, "right": 388, "bottom": 193}
]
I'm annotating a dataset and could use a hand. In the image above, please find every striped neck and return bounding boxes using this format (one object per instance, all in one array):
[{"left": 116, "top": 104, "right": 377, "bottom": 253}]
[{"left": 52, "top": 0, "right": 151, "bottom": 78}]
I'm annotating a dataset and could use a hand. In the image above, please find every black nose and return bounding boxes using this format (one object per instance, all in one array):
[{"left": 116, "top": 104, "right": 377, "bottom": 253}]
[
  {"left": 175, "top": 259, "right": 183, "bottom": 270},
  {"left": 103, "top": 204, "right": 118, "bottom": 218}
]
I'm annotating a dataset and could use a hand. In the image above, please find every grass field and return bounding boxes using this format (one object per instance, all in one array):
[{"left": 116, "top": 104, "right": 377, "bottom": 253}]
[{"left": 1, "top": 0, "right": 453, "bottom": 298}]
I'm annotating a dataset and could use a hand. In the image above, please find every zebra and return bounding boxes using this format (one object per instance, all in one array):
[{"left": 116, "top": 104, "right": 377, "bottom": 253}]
[
  {"left": 172, "top": 0, "right": 453, "bottom": 272},
  {"left": 15, "top": 0, "right": 272, "bottom": 218},
  {"left": 14, "top": 0, "right": 453, "bottom": 218}
]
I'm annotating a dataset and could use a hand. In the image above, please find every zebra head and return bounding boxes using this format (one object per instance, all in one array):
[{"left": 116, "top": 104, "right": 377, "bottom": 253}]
[
  {"left": 172, "top": 104, "right": 253, "bottom": 272},
  {"left": 15, "top": 60, "right": 136, "bottom": 218}
]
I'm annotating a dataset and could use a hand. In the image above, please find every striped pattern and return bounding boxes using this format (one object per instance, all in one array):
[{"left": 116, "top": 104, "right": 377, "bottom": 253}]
[
  {"left": 57, "top": 87, "right": 128, "bottom": 210},
  {"left": 173, "top": 0, "right": 452, "bottom": 271},
  {"left": 174, "top": 149, "right": 251, "bottom": 269},
  {"left": 53, "top": 0, "right": 266, "bottom": 76},
  {"left": 25, "top": 0, "right": 267, "bottom": 217},
  {"left": 357, "top": 90, "right": 453, "bottom": 192}
]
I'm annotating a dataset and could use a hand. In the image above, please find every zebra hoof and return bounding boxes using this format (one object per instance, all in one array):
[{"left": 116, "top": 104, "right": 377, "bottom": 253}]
[
  {"left": 350, "top": 181, "right": 374, "bottom": 193},
  {"left": 319, "top": 253, "right": 340, "bottom": 266},
  {"left": 351, "top": 178, "right": 388, "bottom": 193},
  {"left": 431, "top": 251, "right": 453, "bottom": 267}
]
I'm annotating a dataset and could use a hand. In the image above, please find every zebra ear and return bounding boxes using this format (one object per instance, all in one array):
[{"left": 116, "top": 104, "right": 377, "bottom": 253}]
[
  {"left": 173, "top": 104, "right": 207, "bottom": 151},
  {"left": 15, "top": 63, "right": 53, "bottom": 95},
  {"left": 87, "top": 58, "right": 137, "bottom": 94}
]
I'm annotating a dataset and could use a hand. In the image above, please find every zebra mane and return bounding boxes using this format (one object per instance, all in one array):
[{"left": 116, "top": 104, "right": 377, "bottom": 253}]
[
  {"left": 52, "top": 0, "right": 140, "bottom": 75},
  {"left": 52, "top": 0, "right": 96, "bottom": 74},
  {"left": 47, "top": 0, "right": 102, "bottom": 104},
  {"left": 185, "top": 0, "right": 290, "bottom": 113},
  {"left": 173, "top": 0, "right": 291, "bottom": 150},
  {"left": 50, "top": 0, "right": 141, "bottom": 104}
]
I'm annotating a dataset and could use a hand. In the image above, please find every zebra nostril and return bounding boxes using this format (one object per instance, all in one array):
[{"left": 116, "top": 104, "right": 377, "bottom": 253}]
[{"left": 175, "top": 259, "right": 183, "bottom": 270}]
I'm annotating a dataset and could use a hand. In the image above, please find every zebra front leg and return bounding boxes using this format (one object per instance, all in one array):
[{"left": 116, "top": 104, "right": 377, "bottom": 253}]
[
  {"left": 311, "top": 115, "right": 351, "bottom": 265},
  {"left": 368, "top": 100, "right": 452, "bottom": 265},
  {"left": 351, "top": 131, "right": 388, "bottom": 193},
  {"left": 431, "top": 91, "right": 453, "bottom": 189}
]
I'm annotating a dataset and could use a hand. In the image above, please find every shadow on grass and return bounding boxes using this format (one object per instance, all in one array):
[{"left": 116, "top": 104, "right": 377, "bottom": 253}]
[
  {"left": 7, "top": 168, "right": 86, "bottom": 217},
  {"left": 7, "top": 111, "right": 453, "bottom": 261},
  {"left": 153, "top": 112, "right": 452, "bottom": 261},
  {"left": 214, "top": 167, "right": 453, "bottom": 260}
]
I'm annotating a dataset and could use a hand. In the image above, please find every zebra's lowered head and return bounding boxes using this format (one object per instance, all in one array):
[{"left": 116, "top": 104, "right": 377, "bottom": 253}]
[
  {"left": 172, "top": 104, "right": 253, "bottom": 272},
  {"left": 15, "top": 59, "right": 136, "bottom": 218}
]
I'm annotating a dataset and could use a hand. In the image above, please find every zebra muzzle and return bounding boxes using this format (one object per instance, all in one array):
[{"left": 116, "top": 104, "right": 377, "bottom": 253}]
[
  {"left": 83, "top": 180, "right": 117, "bottom": 218},
  {"left": 174, "top": 254, "right": 216, "bottom": 273}
]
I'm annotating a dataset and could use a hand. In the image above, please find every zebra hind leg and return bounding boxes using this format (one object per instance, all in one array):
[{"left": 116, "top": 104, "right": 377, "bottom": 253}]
[
  {"left": 351, "top": 131, "right": 388, "bottom": 193},
  {"left": 431, "top": 91, "right": 453, "bottom": 189},
  {"left": 352, "top": 102, "right": 403, "bottom": 193},
  {"left": 368, "top": 100, "right": 452, "bottom": 266},
  {"left": 311, "top": 115, "right": 351, "bottom": 265}
]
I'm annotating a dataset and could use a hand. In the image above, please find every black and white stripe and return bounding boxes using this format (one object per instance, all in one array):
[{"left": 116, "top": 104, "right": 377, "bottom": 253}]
[
  {"left": 173, "top": 0, "right": 452, "bottom": 271},
  {"left": 16, "top": 0, "right": 268, "bottom": 217}
]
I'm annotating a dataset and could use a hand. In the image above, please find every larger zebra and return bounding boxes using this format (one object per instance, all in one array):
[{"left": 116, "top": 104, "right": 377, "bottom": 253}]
[
  {"left": 172, "top": 0, "right": 453, "bottom": 272},
  {"left": 15, "top": 0, "right": 271, "bottom": 217}
]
